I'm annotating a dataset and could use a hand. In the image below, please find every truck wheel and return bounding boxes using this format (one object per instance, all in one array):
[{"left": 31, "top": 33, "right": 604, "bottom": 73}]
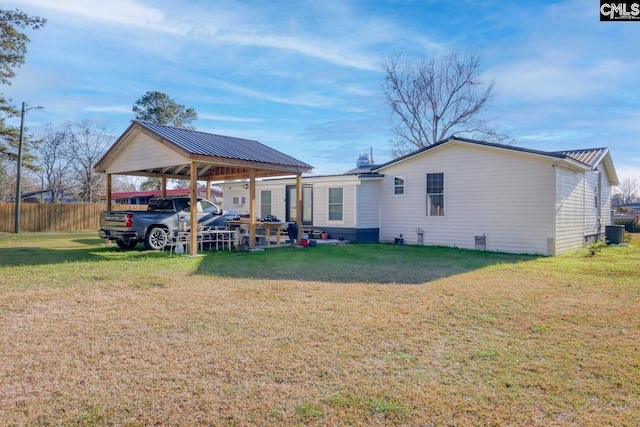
[
  {"left": 116, "top": 239, "right": 138, "bottom": 250},
  {"left": 145, "top": 227, "right": 169, "bottom": 250}
]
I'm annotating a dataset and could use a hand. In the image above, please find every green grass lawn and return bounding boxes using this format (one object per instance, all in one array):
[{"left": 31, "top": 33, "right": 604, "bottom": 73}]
[{"left": 1, "top": 232, "right": 639, "bottom": 426}]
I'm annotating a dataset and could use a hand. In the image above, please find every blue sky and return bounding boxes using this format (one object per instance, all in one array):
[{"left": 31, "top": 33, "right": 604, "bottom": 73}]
[{"left": 4, "top": 0, "right": 640, "bottom": 183}]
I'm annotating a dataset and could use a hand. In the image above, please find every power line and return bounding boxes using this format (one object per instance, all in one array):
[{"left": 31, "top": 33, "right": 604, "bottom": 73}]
[{"left": 36, "top": 109, "right": 122, "bottom": 140}]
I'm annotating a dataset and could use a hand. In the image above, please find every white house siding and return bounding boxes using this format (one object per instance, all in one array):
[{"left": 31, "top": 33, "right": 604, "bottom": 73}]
[
  {"left": 598, "top": 164, "right": 613, "bottom": 228},
  {"left": 255, "top": 181, "right": 287, "bottom": 219},
  {"left": 378, "top": 143, "right": 557, "bottom": 255},
  {"left": 355, "top": 179, "right": 381, "bottom": 228},
  {"left": 223, "top": 176, "right": 362, "bottom": 228},
  {"left": 584, "top": 170, "right": 602, "bottom": 239},
  {"left": 555, "top": 165, "right": 587, "bottom": 254},
  {"left": 307, "top": 176, "right": 359, "bottom": 228},
  {"left": 222, "top": 181, "right": 287, "bottom": 218},
  {"left": 222, "top": 183, "right": 248, "bottom": 214}
]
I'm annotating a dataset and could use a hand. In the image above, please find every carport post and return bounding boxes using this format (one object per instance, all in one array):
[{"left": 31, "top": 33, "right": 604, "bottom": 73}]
[
  {"left": 249, "top": 169, "right": 256, "bottom": 249},
  {"left": 106, "top": 174, "right": 112, "bottom": 211},
  {"left": 189, "top": 162, "right": 198, "bottom": 255}
]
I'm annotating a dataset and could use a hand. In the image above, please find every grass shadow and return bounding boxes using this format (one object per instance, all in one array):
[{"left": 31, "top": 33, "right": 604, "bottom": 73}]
[
  {"left": 0, "top": 231, "right": 540, "bottom": 284},
  {"left": 0, "top": 245, "right": 174, "bottom": 267},
  {"left": 194, "top": 244, "right": 540, "bottom": 284}
]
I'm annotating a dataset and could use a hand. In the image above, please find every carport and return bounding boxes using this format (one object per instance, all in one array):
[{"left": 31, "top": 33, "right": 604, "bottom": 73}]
[{"left": 95, "top": 120, "right": 313, "bottom": 255}]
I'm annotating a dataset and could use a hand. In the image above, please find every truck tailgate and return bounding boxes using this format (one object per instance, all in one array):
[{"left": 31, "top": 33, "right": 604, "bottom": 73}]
[{"left": 100, "top": 211, "right": 132, "bottom": 231}]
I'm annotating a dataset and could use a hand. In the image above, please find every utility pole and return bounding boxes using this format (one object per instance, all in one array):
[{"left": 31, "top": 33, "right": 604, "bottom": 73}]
[{"left": 14, "top": 102, "right": 43, "bottom": 233}]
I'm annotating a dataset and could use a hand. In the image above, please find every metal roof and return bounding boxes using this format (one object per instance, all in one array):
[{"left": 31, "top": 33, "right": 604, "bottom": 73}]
[
  {"left": 553, "top": 148, "right": 607, "bottom": 168},
  {"left": 95, "top": 121, "right": 313, "bottom": 180},
  {"left": 137, "top": 121, "right": 311, "bottom": 168}
]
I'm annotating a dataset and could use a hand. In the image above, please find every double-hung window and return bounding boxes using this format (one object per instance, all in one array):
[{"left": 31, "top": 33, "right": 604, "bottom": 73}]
[
  {"left": 328, "top": 188, "right": 343, "bottom": 221},
  {"left": 394, "top": 177, "right": 405, "bottom": 195},
  {"left": 261, "top": 190, "right": 272, "bottom": 217},
  {"left": 426, "top": 173, "right": 444, "bottom": 216}
]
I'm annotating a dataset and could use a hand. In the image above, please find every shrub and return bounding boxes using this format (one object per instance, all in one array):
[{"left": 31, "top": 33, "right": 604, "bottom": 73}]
[
  {"left": 586, "top": 241, "right": 607, "bottom": 256},
  {"left": 614, "top": 218, "right": 639, "bottom": 232}
]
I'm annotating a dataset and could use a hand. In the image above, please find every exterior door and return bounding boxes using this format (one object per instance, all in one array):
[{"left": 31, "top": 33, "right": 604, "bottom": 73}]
[{"left": 286, "top": 185, "right": 313, "bottom": 225}]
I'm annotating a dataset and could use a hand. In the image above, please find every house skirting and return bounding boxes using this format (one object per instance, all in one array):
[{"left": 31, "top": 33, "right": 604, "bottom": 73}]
[{"left": 306, "top": 227, "right": 378, "bottom": 244}]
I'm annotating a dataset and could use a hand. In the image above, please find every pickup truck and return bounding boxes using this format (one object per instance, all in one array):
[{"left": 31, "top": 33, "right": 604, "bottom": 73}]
[{"left": 99, "top": 197, "right": 222, "bottom": 250}]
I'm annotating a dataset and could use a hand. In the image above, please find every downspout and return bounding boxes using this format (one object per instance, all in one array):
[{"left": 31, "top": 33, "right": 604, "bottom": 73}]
[
  {"left": 597, "top": 171, "right": 602, "bottom": 240},
  {"left": 582, "top": 173, "right": 587, "bottom": 244},
  {"left": 583, "top": 173, "right": 586, "bottom": 242}
]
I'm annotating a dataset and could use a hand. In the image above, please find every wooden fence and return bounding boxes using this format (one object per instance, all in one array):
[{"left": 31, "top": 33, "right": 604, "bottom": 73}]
[{"left": 0, "top": 203, "right": 147, "bottom": 233}]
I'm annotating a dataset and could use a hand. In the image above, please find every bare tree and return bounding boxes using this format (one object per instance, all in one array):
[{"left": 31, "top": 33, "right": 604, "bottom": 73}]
[
  {"left": 383, "top": 50, "right": 508, "bottom": 157},
  {"left": 111, "top": 175, "right": 137, "bottom": 194},
  {"left": 67, "top": 119, "right": 113, "bottom": 203},
  {"left": 614, "top": 178, "right": 639, "bottom": 206},
  {"left": 34, "top": 123, "right": 75, "bottom": 202}
]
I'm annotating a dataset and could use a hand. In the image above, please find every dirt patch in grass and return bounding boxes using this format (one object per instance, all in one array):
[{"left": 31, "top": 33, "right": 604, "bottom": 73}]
[{"left": 1, "top": 232, "right": 639, "bottom": 425}]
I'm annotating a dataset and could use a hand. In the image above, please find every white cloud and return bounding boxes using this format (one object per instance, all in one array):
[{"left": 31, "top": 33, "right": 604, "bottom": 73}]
[
  {"left": 85, "top": 105, "right": 133, "bottom": 114},
  {"left": 212, "top": 31, "right": 379, "bottom": 71},
  {"left": 205, "top": 78, "right": 336, "bottom": 108},
  {"left": 199, "top": 114, "right": 263, "bottom": 123},
  {"left": 613, "top": 164, "right": 640, "bottom": 185},
  {"left": 15, "top": 0, "right": 185, "bottom": 34},
  {"left": 490, "top": 54, "right": 628, "bottom": 102}
]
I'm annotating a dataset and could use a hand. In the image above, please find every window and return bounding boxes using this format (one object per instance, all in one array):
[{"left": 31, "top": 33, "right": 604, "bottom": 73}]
[
  {"left": 200, "top": 199, "right": 220, "bottom": 214},
  {"left": 426, "top": 173, "right": 444, "bottom": 216},
  {"left": 261, "top": 190, "right": 272, "bottom": 217},
  {"left": 328, "top": 188, "right": 343, "bottom": 221},
  {"left": 394, "top": 176, "right": 405, "bottom": 195}
]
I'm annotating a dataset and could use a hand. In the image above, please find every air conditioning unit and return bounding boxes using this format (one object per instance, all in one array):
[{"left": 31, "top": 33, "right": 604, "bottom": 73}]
[{"left": 232, "top": 196, "right": 246, "bottom": 205}]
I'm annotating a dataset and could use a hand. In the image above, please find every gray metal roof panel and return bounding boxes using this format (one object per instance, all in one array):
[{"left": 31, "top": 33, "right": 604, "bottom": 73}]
[
  {"left": 552, "top": 148, "right": 607, "bottom": 168},
  {"left": 137, "top": 121, "right": 312, "bottom": 168}
]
